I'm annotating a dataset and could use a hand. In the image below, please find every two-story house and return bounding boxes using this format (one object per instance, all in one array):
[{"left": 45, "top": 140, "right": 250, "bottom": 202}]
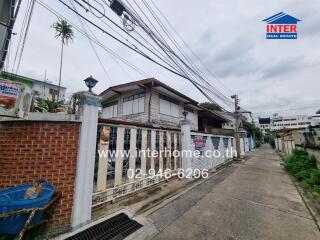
[{"left": 100, "top": 78, "right": 203, "bottom": 131}]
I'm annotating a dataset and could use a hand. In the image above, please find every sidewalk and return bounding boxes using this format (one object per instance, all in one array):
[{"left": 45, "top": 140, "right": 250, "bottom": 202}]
[{"left": 150, "top": 145, "right": 320, "bottom": 240}]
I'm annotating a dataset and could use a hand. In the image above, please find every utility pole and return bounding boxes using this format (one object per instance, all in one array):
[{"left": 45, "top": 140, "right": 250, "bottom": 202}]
[
  {"left": 231, "top": 94, "right": 241, "bottom": 159},
  {"left": 0, "top": 0, "right": 20, "bottom": 71}
]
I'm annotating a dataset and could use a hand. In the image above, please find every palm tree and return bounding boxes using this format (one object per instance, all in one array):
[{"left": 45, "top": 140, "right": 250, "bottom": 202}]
[{"left": 52, "top": 19, "right": 74, "bottom": 103}]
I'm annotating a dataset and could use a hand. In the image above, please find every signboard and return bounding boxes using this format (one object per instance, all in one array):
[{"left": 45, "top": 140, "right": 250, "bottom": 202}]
[
  {"left": 194, "top": 135, "right": 206, "bottom": 150},
  {"left": 0, "top": 79, "right": 32, "bottom": 118},
  {"left": 0, "top": 80, "right": 22, "bottom": 110}
]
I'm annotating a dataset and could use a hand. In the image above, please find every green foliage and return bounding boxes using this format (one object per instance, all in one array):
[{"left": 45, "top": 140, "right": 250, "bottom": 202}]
[
  {"left": 284, "top": 149, "right": 320, "bottom": 193},
  {"left": 52, "top": 19, "right": 74, "bottom": 45},
  {"left": 33, "top": 97, "right": 63, "bottom": 113},
  {"left": 199, "top": 102, "right": 222, "bottom": 111},
  {"left": 242, "top": 121, "right": 263, "bottom": 148},
  {"left": 264, "top": 134, "right": 275, "bottom": 148}
]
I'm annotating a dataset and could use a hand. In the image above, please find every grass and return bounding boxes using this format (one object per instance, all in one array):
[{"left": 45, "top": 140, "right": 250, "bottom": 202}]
[{"left": 284, "top": 148, "right": 320, "bottom": 194}]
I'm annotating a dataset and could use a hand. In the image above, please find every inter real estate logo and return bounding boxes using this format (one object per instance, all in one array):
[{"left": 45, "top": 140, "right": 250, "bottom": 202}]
[{"left": 262, "top": 12, "right": 301, "bottom": 39}]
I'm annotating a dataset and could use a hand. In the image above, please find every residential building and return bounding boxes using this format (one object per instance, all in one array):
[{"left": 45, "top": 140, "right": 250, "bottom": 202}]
[
  {"left": 100, "top": 78, "right": 230, "bottom": 132},
  {"left": 0, "top": 71, "right": 67, "bottom": 101},
  {"left": 220, "top": 112, "right": 236, "bottom": 130}
]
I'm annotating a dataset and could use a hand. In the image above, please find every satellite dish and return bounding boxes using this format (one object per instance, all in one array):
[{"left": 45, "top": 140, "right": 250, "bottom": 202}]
[{"left": 122, "top": 13, "right": 136, "bottom": 32}]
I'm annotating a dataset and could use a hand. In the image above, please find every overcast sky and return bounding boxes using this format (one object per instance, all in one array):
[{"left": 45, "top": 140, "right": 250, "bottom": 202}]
[{"left": 5, "top": 0, "right": 320, "bottom": 118}]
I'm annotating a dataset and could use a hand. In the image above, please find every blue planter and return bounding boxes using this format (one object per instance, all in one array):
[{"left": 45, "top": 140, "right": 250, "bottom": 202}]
[{"left": 0, "top": 184, "right": 55, "bottom": 234}]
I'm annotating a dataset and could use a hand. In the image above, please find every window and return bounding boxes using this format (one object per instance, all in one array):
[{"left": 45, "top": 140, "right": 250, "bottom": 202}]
[
  {"left": 102, "top": 101, "right": 118, "bottom": 118},
  {"left": 123, "top": 93, "right": 145, "bottom": 115},
  {"left": 49, "top": 88, "right": 58, "bottom": 95},
  {"left": 160, "top": 97, "right": 179, "bottom": 117}
]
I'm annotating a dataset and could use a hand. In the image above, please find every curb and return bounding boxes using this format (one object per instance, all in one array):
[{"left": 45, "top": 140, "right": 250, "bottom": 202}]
[{"left": 292, "top": 178, "right": 320, "bottom": 231}]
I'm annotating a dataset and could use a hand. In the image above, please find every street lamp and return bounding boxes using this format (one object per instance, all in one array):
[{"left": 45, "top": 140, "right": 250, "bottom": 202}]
[{"left": 84, "top": 76, "right": 98, "bottom": 93}]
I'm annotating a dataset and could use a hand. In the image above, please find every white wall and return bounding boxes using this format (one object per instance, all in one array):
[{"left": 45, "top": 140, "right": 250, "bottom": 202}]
[{"left": 33, "top": 81, "right": 66, "bottom": 101}]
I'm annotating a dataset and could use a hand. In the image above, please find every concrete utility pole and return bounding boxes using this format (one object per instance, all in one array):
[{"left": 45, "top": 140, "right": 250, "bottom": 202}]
[
  {"left": 0, "top": 0, "right": 20, "bottom": 71},
  {"left": 231, "top": 94, "right": 241, "bottom": 159}
]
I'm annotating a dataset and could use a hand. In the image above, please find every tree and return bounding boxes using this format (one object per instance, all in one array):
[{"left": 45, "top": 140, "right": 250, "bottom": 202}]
[
  {"left": 52, "top": 19, "right": 74, "bottom": 104},
  {"left": 243, "top": 120, "right": 263, "bottom": 147},
  {"left": 199, "top": 102, "right": 222, "bottom": 111}
]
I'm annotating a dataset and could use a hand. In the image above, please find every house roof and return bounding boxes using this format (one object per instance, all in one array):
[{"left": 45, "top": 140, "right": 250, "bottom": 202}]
[
  {"left": 198, "top": 109, "right": 230, "bottom": 123},
  {"left": 262, "top": 12, "right": 301, "bottom": 24},
  {"left": 100, "top": 78, "right": 199, "bottom": 106}
]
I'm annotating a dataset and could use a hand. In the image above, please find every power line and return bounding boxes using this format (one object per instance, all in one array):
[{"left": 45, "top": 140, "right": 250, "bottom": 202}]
[
  {"left": 37, "top": 0, "right": 150, "bottom": 78},
  {"left": 58, "top": 0, "right": 219, "bottom": 103},
  {"left": 69, "top": 0, "right": 113, "bottom": 84},
  {"left": 149, "top": 0, "right": 234, "bottom": 95},
  {"left": 15, "top": 0, "right": 35, "bottom": 74},
  {"left": 121, "top": 0, "right": 234, "bottom": 107}
]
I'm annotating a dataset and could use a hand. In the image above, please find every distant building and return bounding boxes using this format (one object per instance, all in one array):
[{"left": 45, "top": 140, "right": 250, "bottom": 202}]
[
  {"left": 257, "top": 113, "right": 320, "bottom": 133},
  {"left": 257, "top": 117, "right": 271, "bottom": 134},
  {"left": 271, "top": 115, "right": 313, "bottom": 131},
  {"left": 0, "top": 71, "right": 67, "bottom": 101},
  {"left": 311, "top": 114, "right": 320, "bottom": 126}
]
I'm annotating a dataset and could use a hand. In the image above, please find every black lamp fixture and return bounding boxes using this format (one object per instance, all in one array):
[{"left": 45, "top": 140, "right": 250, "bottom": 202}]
[
  {"left": 84, "top": 76, "right": 98, "bottom": 93},
  {"left": 182, "top": 111, "right": 188, "bottom": 119}
]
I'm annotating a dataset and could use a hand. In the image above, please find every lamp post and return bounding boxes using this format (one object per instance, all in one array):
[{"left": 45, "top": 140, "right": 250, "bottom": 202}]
[{"left": 84, "top": 76, "right": 98, "bottom": 93}]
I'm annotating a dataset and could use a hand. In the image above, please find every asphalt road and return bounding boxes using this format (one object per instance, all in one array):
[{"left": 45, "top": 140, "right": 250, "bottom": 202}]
[{"left": 151, "top": 145, "right": 320, "bottom": 240}]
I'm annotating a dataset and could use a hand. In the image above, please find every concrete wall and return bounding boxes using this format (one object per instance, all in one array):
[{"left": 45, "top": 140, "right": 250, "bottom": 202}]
[{"left": 189, "top": 132, "right": 234, "bottom": 170}]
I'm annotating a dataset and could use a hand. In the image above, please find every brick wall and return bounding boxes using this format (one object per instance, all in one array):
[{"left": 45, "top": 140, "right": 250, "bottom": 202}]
[{"left": 0, "top": 121, "right": 81, "bottom": 231}]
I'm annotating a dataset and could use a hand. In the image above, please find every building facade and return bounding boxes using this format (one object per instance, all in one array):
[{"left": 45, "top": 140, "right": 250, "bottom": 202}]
[
  {"left": 257, "top": 114, "right": 320, "bottom": 133},
  {"left": 0, "top": 71, "right": 67, "bottom": 101},
  {"left": 100, "top": 78, "right": 201, "bottom": 131}
]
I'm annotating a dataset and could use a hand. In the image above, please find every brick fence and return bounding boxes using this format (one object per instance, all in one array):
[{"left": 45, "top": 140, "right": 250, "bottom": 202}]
[{"left": 0, "top": 120, "right": 81, "bottom": 231}]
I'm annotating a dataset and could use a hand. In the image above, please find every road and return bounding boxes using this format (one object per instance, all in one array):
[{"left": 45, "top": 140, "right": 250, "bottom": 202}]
[{"left": 150, "top": 145, "right": 320, "bottom": 240}]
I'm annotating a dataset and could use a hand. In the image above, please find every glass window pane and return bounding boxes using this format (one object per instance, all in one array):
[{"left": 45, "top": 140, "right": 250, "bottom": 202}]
[
  {"left": 132, "top": 98, "right": 139, "bottom": 114},
  {"left": 123, "top": 101, "right": 132, "bottom": 115},
  {"left": 138, "top": 97, "right": 145, "bottom": 113}
]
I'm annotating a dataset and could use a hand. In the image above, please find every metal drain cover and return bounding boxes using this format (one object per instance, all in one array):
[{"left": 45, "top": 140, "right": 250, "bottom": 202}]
[{"left": 66, "top": 213, "right": 142, "bottom": 240}]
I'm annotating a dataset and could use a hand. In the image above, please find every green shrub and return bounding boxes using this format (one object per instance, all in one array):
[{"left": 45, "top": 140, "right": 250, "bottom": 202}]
[
  {"left": 284, "top": 149, "right": 320, "bottom": 193},
  {"left": 307, "top": 169, "right": 320, "bottom": 186}
]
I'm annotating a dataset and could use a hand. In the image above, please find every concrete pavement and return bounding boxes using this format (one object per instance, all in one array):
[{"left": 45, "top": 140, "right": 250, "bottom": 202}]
[{"left": 151, "top": 145, "right": 320, "bottom": 240}]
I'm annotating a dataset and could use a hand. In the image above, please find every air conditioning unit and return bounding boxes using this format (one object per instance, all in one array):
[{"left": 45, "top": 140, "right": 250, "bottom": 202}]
[{"left": 0, "top": 79, "right": 33, "bottom": 118}]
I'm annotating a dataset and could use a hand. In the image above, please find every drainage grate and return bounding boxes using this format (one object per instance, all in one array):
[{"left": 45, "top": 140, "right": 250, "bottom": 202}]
[{"left": 66, "top": 213, "right": 142, "bottom": 240}]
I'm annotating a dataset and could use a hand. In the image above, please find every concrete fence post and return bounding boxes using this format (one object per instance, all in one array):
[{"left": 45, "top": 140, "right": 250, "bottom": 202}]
[
  {"left": 71, "top": 92, "right": 101, "bottom": 229},
  {"left": 180, "top": 119, "right": 192, "bottom": 171}
]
